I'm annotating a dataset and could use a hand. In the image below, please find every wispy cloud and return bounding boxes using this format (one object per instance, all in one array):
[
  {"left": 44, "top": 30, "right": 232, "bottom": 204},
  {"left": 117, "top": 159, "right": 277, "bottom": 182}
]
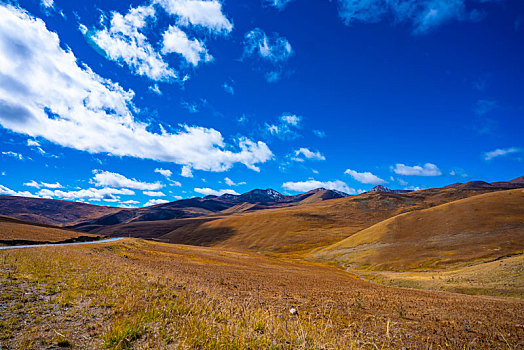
[
  {"left": 91, "top": 170, "right": 164, "bottom": 190},
  {"left": 243, "top": 28, "right": 293, "bottom": 82},
  {"left": 224, "top": 177, "right": 246, "bottom": 186},
  {"left": 294, "top": 148, "right": 326, "bottom": 161},
  {"left": 266, "top": 114, "right": 302, "bottom": 139},
  {"left": 484, "top": 147, "right": 521, "bottom": 161},
  {"left": 222, "top": 81, "right": 234, "bottom": 95},
  {"left": 145, "top": 198, "right": 169, "bottom": 206},
  {"left": 23, "top": 180, "right": 63, "bottom": 189},
  {"left": 264, "top": 0, "right": 294, "bottom": 10},
  {"left": 392, "top": 163, "right": 442, "bottom": 176},
  {"left": 1, "top": 151, "right": 23, "bottom": 160},
  {"left": 344, "top": 169, "right": 386, "bottom": 185},
  {"left": 194, "top": 187, "right": 239, "bottom": 196},
  {"left": 336, "top": 0, "right": 498, "bottom": 34},
  {"left": 143, "top": 190, "right": 166, "bottom": 196},
  {"left": 282, "top": 179, "right": 355, "bottom": 194}
]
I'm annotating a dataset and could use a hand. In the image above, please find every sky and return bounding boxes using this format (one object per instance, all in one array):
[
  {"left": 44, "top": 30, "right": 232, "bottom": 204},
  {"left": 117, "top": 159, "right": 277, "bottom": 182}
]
[{"left": 0, "top": 0, "right": 523, "bottom": 207}]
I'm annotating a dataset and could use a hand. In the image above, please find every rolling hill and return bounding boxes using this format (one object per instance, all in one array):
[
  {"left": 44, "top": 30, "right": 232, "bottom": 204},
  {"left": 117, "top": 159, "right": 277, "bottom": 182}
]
[{"left": 310, "top": 188, "right": 524, "bottom": 270}]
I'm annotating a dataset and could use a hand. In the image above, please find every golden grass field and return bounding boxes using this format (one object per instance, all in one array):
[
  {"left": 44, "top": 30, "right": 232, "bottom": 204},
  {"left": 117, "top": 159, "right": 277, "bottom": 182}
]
[
  {"left": 310, "top": 189, "right": 524, "bottom": 270},
  {"left": 1, "top": 239, "right": 523, "bottom": 349},
  {"left": 0, "top": 216, "right": 98, "bottom": 244}
]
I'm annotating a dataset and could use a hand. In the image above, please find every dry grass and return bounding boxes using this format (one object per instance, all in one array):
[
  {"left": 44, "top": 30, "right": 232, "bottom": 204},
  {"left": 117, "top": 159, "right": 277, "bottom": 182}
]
[
  {"left": 311, "top": 189, "right": 524, "bottom": 271},
  {"left": 1, "top": 239, "right": 523, "bottom": 349},
  {"left": 0, "top": 216, "right": 98, "bottom": 244},
  {"left": 357, "top": 254, "right": 524, "bottom": 298}
]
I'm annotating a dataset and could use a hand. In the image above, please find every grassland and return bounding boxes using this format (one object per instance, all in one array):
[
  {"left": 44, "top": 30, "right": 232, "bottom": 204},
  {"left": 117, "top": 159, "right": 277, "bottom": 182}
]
[
  {"left": 0, "top": 216, "right": 98, "bottom": 245},
  {"left": 1, "top": 239, "right": 523, "bottom": 349}
]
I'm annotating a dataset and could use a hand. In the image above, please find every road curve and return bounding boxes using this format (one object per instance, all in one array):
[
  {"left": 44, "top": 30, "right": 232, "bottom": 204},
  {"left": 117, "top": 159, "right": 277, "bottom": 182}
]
[{"left": 0, "top": 237, "right": 124, "bottom": 250}]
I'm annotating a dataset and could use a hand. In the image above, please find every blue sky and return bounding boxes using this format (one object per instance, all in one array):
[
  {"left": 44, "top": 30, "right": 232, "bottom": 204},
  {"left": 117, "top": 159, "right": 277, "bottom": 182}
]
[{"left": 0, "top": 0, "right": 522, "bottom": 207}]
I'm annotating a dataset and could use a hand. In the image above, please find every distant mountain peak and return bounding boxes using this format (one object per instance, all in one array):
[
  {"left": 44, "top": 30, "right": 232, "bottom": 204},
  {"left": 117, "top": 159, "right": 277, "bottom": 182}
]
[
  {"left": 367, "top": 185, "right": 412, "bottom": 194},
  {"left": 368, "top": 185, "right": 392, "bottom": 193}
]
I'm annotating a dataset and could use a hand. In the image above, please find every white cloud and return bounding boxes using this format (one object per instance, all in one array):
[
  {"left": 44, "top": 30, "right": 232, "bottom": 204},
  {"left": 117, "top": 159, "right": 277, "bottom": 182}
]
[
  {"left": 282, "top": 180, "right": 355, "bottom": 194},
  {"left": 121, "top": 199, "right": 140, "bottom": 204},
  {"left": 143, "top": 190, "right": 166, "bottom": 196},
  {"left": 155, "top": 0, "right": 233, "bottom": 33},
  {"left": 41, "top": 0, "right": 54, "bottom": 9},
  {"left": 92, "top": 170, "right": 164, "bottom": 190},
  {"left": 280, "top": 114, "right": 301, "bottom": 126},
  {"left": 37, "top": 187, "right": 134, "bottom": 202},
  {"left": 484, "top": 147, "right": 521, "bottom": 161},
  {"left": 224, "top": 177, "right": 246, "bottom": 186},
  {"left": 336, "top": 0, "right": 495, "bottom": 34},
  {"left": 155, "top": 168, "right": 172, "bottom": 178},
  {"left": 194, "top": 187, "right": 239, "bottom": 196},
  {"left": 145, "top": 198, "right": 169, "bottom": 206},
  {"left": 89, "top": 5, "right": 177, "bottom": 81},
  {"left": 295, "top": 148, "right": 325, "bottom": 161},
  {"left": 0, "top": 184, "right": 37, "bottom": 197},
  {"left": 344, "top": 169, "right": 385, "bottom": 185},
  {"left": 243, "top": 28, "right": 293, "bottom": 82},
  {"left": 0, "top": 6, "right": 272, "bottom": 173},
  {"left": 266, "top": 114, "right": 302, "bottom": 139},
  {"left": 161, "top": 25, "right": 212, "bottom": 66},
  {"left": 181, "top": 165, "right": 193, "bottom": 177},
  {"left": 23, "top": 180, "right": 63, "bottom": 189},
  {"left": 27, "top": 139, "right": 40, "bottom": 147},
  {"left": 244, "top": 28, "right": 293, "bottom": 63},
  {"left": 149, "top": 84, "right": 162, "bottom": 95},
  {"left": 265, "top": 0, "right": 294, "bottom": 10},
  {"left": 1, "top": 151, "right": 23, "bottom": 160},
  {"left": 392, "top": 163, "right": 442, "bottom": 176}
]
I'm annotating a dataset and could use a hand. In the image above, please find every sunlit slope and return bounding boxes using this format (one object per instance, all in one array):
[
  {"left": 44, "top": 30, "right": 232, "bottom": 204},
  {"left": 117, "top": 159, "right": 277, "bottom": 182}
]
[
  {"left": 310, "top": 189, "right": 524, "bottom": 270},
  {"left": 156, "top": 187, "right": 507, "bottom": 254},
  {"left": 0, "top": 215, "right": 98, "bottom": 243}
]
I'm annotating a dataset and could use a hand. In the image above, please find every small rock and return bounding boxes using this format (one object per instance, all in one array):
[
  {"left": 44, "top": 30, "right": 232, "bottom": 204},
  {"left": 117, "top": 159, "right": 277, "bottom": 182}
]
[{"left": 289, "top": 308, "right": 298, "bottom": 315}]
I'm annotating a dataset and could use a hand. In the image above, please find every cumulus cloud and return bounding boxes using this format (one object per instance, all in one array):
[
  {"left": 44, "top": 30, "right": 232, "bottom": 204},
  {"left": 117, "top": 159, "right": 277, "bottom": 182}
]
[
  {"left": 37, "top": 187, "right": 134, "bottom": 202},
  {"left": 89, "top": 5, "right": 176, "bottom": 81},
  {"left": 91, "top": 170, "right": 164, "bottom": 190},
  {"left": 23, "top": 180, "right": 63, "bottom": 189},
  {"left": 181, "top": 165, "right": 193, "bottom": 177},
  {"left": 194, "top": 187, "right": 240, "bottom": 196},
  {"left": 0, "top": 6, "right": 272, "bottom": 173},
  {"left": 143, "top": 190, "right": 166, "bottom": 196},
  {"left": 154, "top": 168, "right": 172, "bottom": 178},
  {"left": 294, "top": 148, "right": 325, "bottom": 161},
  {"left": 392, "top": 163, "right": 442, "bottom": 176},
  {"left": 0, "top": 184, "right": 37, "bottom": 197},
  {"left": 282, "top": 179, "right": 355, "bottom": 194},
  {"left": 145, "top": 198, "right": 169, "bottom": 206},
  {"left": 85, "top": 0, "right": 232, "bottom": 80},
  {"left": 484, "top": 147, "right": 521, "bottom": 161},
  {"left": 161, "top": 25, "right": 212, "bottom": 66},
  {"left": 155, "top": 0, "right": 233, "bottom": 33},
  {"left": 336, "top": 0, "right": 497, "bottom": 34},
  {"left": 344, "top": 169, "right": 386, "bottom": 185}
]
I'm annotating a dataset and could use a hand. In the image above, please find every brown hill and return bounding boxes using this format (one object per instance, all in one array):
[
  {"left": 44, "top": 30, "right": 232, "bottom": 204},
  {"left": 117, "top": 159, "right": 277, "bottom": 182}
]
[
  {"left": 0, "top": 195, "right": 122, "bottom": 226},
  {"left": 0, "top": 215, "right": 98, "bottom": 243},
  {"left": 310, "top": 189, "right": 524, "bottom": 270},
  {"left": 90, "top": 186, "right": 518, "bottom": 256}
]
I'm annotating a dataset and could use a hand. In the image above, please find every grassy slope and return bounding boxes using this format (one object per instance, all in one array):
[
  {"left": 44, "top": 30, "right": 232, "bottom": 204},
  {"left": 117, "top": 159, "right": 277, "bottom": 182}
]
[
  {"left": 310, "top": 189, "right": 524, "bottom": 272},
  {"left": 0, "top": 216, "right": 98, "bottom": 244},
  {"left": 153, "top": 187, "right": 510, "bottom": 256},
  {"left": 1, "top": 239, "right": 522, "bottom": 349}
]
